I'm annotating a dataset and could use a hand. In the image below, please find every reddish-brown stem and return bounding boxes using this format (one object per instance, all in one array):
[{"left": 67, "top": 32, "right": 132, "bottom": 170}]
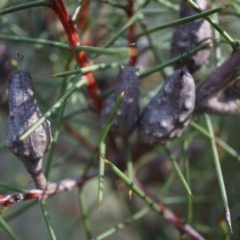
[
  {"left": 63, "top": 121, "right": 94, "bottom": 152},
  {"left": 126, "top": 1, "right": 138, "bottom": 66},
  {"left": 78, "top": 0, "right": 90, "bottom": 30},
  {"left": 49, "top": 0, "right": 102, "bottom": 112},
  {"left": 136, "top": 180, "right": 205, "bottom": 240},
  {"left": 0, "top": 172, "right": 96, "bottom": 207},
  {"left": 77, "top": 0, "right": 93, "bottom": 46}
]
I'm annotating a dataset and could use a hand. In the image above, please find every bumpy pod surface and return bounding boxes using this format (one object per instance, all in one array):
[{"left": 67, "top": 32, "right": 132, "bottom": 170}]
[
  {"left": 171, "top": 0, "right": 212, "bottom": 73},
  {"left": 7, "top": 71, "right": 52, "bottom": 170},
  {"left": 101, "top": 65, "right": 139, "bottom": 136},
  {"left": 139, "top": 68, "right": 195, "bottom": 145}
]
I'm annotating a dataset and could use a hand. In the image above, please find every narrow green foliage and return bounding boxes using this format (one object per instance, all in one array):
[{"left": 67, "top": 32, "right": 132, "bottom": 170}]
[
  {"left": 104, "top": 158, "right": 192, "bottom": 233},
  {"left": 185, "top": 0, "right": 237, "bottom": 49},
  {"left": 92, "top": 207, "right": 149, "bottom": 240},
  {"left": 94, "top": 92, "right": 124, "bottom": 148},
  {"left": 0, "top": 0, "right": 239, "bottom": 239},
  {"left": 181, "top": 139, "right": 193, "bottom": 223},
  {"left": 19, "top": 77, "right": 87, "bottom": 141},
  {"left": 99, "top": 4, "right": 146, "bottom": 51},
  {"left": 0, "top": 217, "right": 20, "bottom": 240},
  {"left": 160, "top": 169, "right": 176, "bottom": 196},
  {"left": 78, "top": 191, "right": 93, "bottom": 240},
  {"left": 204, "top": 115, "right": 232, "bottom": 233},
  {"left": 164, "top": 147, "right": 192, "bottom": 197},
  {"left": 0, "top": 34, "right": 129, "bottom": 56},
  {"left": 140, "top": 42, "right": 210, "bottom": 78},
  {"left": 101, "top": 0, "right": 126, "bottom": 10},
  {"left": 104, "top": 158, "right": 165, "bottom": 216},
  {"left": 136, "top": 6, "right": 222, "bottom": 39},
  {"left": 0, "top": 182, "right": 23, "bottom": 193},
  {"left": 98, "top": 142, "right": 106, "bottom": 205},
  {"left": 191, "top": 121, "right": 240, "bottom": 162},
  {"left": 40, "top": 199, "right": 57, "bottom": 240},
  {"left": 5, "top": 202, "right": 37, "bottom": 221},
  {"left": 126, "top": 141, "right": 133, "bottom": 199},
  {"left": 155, "top": 0, "right": 178, "bottom": 11},
  {"left": 0, "top": 0, "right": 51, "bottom": 16},
  {"left": 83, "top": 91, "right": 124, "bottom": 176},
  {"left": 45, "top": 69, "right": 69, "bottom": 179},
  {"left": 54, "top": 62, "right": 123, "bottom": 78}
]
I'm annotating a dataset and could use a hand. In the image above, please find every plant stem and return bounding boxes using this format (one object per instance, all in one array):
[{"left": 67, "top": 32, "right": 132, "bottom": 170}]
[
  {"left": 50, "top": 0, "right": 102, "bottom": 111},
  {"left": 105, "top": 159, "right": 205, "bottom": 240}
]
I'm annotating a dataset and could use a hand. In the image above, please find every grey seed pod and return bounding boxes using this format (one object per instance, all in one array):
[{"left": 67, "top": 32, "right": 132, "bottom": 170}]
[
  {"left": 195, "top": 46, "right": 240, "bottom": 114},
  {"left": 101, "top": 65, "right": 139, "bottom": 136},
  {"left": 6, "top": 71, "right": 52, "bottom": 174},
  {"left": 224, "top": 80, "right": 240, "bottom": 101},
  {"left": 171, "top": 0, "right": 212, "bottom": 73},
  {"left": 139, "top": 67, "right": 195, "bottom": 145}
]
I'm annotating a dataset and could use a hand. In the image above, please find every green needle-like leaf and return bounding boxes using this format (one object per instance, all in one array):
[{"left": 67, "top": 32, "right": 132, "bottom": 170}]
[{"left": 205, "top": 114, "right": 232, "bottom": 233}]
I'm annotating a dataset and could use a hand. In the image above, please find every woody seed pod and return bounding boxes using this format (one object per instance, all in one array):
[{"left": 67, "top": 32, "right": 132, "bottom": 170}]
[
  {"left": 6, "top": 71, "right": 52, "bottom": 175},
  {"left": 101, "top": 65, "right": 139, "bottom": 136},
  {"left": 138, "top": 67, "right": 195, "bottom": 145},
  {"left": 195, "top": 46, "right": 240, "bottom": 114},
  {"left": 224, "top": 79, "right": 240, "bottom": 101},
  {"left": 171, "top": 0, "right": 212, "bottom": 73}
]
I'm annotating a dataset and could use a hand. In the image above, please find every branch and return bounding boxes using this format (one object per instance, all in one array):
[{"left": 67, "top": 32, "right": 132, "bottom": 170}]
[
  {"left": 49, "top": 0, "right": 102, "bottom": 112},
  {"left": 105, "top": 159, "right": 205, "bottom": 240},
  {"left": 126, "top": 1, "right": 138, "bottom": 66},
  {"left": 0, "top": 172, "right": 96, "bottom": 207},
  {"left": 137, "top": 181, "right": 205, "bottom": 240}
]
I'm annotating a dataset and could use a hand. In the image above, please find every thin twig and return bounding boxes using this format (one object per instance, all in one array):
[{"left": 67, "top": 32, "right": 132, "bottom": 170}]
[
  {"left": 105, "top": 159, "right": 205, "bottom": 240},
  {"left": 49, "top": 0, "right": 103, "bottom": 111},
  {"left": 0, "top": 172, "right": 96, "bottom": 207}
]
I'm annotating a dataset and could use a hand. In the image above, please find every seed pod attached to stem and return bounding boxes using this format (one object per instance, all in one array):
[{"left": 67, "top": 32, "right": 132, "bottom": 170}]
[
  {"left": 171, "top": 0, "right": 212, "bottom": 73},
  {"left": 195, "top": 46, "right": 240, "bottom": 114},
  {"left": 139, "top": 67, "right": 195, "bottom": 145},
  {"left": 101, "top": 65, "right": 139, "bottom": 137},
  {"left": 7, "top": 71, "right": 52, "bottom": 189}
]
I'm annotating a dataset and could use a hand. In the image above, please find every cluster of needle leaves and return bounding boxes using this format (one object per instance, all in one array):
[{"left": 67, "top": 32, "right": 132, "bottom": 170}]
[{"left": 0, "top": 1, "right": 240, "bottom": 240}]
